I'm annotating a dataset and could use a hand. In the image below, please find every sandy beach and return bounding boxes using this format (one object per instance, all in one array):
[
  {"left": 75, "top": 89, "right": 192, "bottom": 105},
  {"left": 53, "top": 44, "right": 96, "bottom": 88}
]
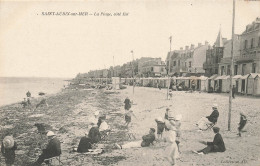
[{"left": 0, "top": 85, "right": 260, "bottom": 166}]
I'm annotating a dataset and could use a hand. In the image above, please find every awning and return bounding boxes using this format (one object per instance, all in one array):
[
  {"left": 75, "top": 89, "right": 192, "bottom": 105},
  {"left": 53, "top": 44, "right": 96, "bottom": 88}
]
[
  {"left": 249, "top": 73, "right": 260, "bottom": 79},
  {"left": 198, "top": 76, "right": 208, "bottom": 80},
  {"left": 215, "top": 75, "right": 223, "bottom": 80},
  {"left": 222, "top": 75, "right": 230, "bottom": 80},
  {"left": 209, "top": 74, "right": 218, "bottom": 80},
  {"left": 241, "top": 74, "right": 250, "bottom": 79},
  {"left": 233, "top": 75, "right": 242, "bottom": 79}
]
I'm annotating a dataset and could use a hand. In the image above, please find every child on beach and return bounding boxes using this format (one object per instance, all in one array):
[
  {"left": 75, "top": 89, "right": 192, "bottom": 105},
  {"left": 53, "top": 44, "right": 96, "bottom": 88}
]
[
  {"left": 155, "top": 117, "right": 165, "bottom": 139},
  {"left": 238, "top": 111, "right": 247, "bottom": 137},
  {"left": 164, "top": 120, "right": 179, "bottom": 166},
  {"left": 1, "top": 135, "right": 17, "bottom": 166},
  {"left": 125, "top": 109, "right": 137, "bottom": 127}
]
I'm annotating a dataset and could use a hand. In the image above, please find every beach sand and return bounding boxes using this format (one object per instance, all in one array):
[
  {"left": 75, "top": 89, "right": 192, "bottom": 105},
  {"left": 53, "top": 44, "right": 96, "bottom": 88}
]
[{"left": 0, "top": 85, "right": 260, "bottom": 165}]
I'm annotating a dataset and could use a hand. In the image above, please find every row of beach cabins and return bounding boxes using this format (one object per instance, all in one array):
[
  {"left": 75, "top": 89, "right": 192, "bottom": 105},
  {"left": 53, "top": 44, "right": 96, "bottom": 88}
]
[{"left": 79, "top": 73, "right": 260, "bottom": 96}]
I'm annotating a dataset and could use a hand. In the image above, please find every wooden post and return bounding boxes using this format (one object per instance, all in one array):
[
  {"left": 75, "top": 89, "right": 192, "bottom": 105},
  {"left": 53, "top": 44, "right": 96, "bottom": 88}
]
[
  {"left": 167, "top": 36, "right": 172, "bottom": 100},
  {"left": 228, "top": 0, "right": 235, "bottom": 131}
]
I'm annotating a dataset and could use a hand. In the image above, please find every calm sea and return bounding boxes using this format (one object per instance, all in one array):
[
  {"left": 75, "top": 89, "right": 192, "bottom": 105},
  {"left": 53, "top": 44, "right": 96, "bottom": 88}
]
[{"left": 0, "top": 77, "right": 71, "bottom": 106}]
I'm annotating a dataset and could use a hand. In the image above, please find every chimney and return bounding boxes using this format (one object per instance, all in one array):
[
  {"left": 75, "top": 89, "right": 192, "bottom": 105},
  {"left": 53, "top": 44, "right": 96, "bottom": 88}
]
[
  {"left": 180, "top": 47, "right": 183, "bottom": 50},
  {"left": 190, "top": 44, "right": 195, "bottom": 49},
  {"left": 198, "top": 43, "right": 202, "bottom": 47},
  {"left": 185, "top": 46, "right": 189, "bottom": 50},
  {"left": 205, "top": 41, "right": 209, "bottom": 46}
]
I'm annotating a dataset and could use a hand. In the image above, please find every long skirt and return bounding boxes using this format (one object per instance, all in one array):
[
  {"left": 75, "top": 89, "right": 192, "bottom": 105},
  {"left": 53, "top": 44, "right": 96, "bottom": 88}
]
[{"left": 197, "top": 117, "right": 212, "bottom": 130}]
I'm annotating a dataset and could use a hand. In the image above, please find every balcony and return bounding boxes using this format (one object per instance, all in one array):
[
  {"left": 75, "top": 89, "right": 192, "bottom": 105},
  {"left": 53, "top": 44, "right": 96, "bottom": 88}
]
[
  {"left": 203, "top": 63, "right": 218, "bottom": 69},
  {"left": 237, "top": 48, "right": 260, "bottom": 63}
]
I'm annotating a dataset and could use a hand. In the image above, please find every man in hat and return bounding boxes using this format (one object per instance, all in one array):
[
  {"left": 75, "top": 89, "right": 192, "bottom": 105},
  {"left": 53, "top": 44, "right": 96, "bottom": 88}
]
[
  {"left": 1, "top": 136, "right": 17, "bottom": 166},
  {"left": 193, "top": 127, "right": 225, "bottom": 154},
  {"left": 196, "top": 103, "right": 219, "bottom": 130},
  {"left": 115, "top": 128, "right": 155, "bottom": 149},
  {"left": 33, "top": 131, "right": 61, "bottom": 166}
]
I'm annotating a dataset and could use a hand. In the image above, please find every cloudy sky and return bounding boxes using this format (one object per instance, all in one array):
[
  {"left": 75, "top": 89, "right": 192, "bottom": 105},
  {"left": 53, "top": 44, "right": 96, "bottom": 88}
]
[{"left": 0, "top": 0, "right": 259, "bottom": 78}]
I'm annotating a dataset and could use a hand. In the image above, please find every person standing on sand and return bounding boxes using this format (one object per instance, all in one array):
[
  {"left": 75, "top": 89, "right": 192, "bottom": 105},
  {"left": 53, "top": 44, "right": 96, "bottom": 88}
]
[
  {"left": 1, "top": 135, "right": 17, "bottom": 166},
  {"left": 125, "top": 109, "right": 137, "bottom": 127},
  {"left": 115, "top": 128, "right": 155, "bottom": 149},
  {"left": 164, "top": 120, "right": 179, "bottom": 166},
  {"left": 232, "top": 85, "right": 236, "bottom": 99},
  {"left": 155, "top": 117, "right": 165, "bottom": 139},
  {"left": 193, "top": 127, "right": 225, "bottom": 155},
  {"left": 238, "top": 111, "right": 247, "bottom": 137},
  {"left": 124, "top": 97, "right": 131, "bottom": 111}
]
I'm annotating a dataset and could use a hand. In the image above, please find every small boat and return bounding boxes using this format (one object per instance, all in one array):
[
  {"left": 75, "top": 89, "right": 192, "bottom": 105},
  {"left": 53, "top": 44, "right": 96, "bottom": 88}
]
[{"left": 38, "top": 92, "right": 46, "bottom": 96}]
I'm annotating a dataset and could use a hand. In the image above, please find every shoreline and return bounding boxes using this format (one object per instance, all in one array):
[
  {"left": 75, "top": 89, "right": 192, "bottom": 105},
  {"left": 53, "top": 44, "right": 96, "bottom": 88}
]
[{"left": 0, "top": 85, "right": 260, "bottom": 165}]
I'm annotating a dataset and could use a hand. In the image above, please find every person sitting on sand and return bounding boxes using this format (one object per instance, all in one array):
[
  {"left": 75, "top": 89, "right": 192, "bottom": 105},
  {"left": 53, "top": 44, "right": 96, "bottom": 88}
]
[
  {"left": 88, "top": 120, "right": 101, "bottom": 144},
  {"left": 115, "top": 128, "right": 155, "bottom": 149},
  {"left": 76, "top": 132, "right": 92, "bottom": 153},
  {"left": 33, "top": 131, "right": 61, "bottom": 166},
  {"left": 196, "top": 103, "right": 219, "bottom": 130},
  {"left": 193, "top": 127, "right": 225, "bottom": 155},
  {"left": 155, "top": 117, "right": 165, "bottom": 139},
  {"left": 1, "top": 135, "right": 18, "bottom": 166},
  {"left": 164, "top": 120, "right": 179, "bottom": 166},
  {"left": 238, "top": 111, "right": 247, "bottom": 137}
]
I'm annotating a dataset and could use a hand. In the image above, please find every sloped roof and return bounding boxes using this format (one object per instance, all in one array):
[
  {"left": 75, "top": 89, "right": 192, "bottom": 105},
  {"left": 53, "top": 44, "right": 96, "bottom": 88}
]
[
  {"left": 209, "top": 74, "right": 218, "bottom": 80},
  {"left": 249, "top": 73, "right": 260, "bottom": 79},
  {"left": 241, "top": 74, "right": 250, "bottom": 79},
  {"left": 233, "top": 75, "right": 242, "bottom": 79},
  {"left": 214, "top": 28, "right": 224, "bottom": 47}
]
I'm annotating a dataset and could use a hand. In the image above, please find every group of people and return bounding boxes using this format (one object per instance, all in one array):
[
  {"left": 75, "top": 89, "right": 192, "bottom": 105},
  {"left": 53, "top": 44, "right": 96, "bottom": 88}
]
[
  {"left": 1, "top": 96, "right": 248, "bottom": 166},
  {"left": 0, "top": 110, "right": 111, "bottom": 166}
]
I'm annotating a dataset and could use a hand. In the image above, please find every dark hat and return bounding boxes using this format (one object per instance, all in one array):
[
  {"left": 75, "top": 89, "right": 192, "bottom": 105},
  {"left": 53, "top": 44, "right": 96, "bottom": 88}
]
[
  {"left": 150, "top": 128, "right": 155, "bottom": 133},
  {"left": 213, "top": 127, "right": 220, "bottom": 133}
]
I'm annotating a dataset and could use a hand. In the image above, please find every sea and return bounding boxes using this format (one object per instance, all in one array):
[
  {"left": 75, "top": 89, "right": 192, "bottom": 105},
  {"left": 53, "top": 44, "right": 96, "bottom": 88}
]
[{"left": 0, "top": 77, "right": 71, "bottom": 107}]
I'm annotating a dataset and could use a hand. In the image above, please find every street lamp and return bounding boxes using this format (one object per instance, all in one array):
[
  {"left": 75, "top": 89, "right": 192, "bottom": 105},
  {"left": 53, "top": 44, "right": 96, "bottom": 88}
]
[{"left": 131, "top": 50, "right": 135, "bottom": 94}]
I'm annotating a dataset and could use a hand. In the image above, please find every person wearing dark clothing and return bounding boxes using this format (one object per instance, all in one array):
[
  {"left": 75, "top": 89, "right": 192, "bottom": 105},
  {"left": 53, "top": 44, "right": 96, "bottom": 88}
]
[
  {"left": 26, "top": 91, "right": 31, "bottom": 98},
  {"left": 77, "top": 136, "right": 92, "bottom": 153},
  {"left": 124, "top": 97, "right": 131, "bottom": 110},
  {"left": 141, "top": 128, "right": 156, "bottom": 147},
  {"left": 1, "top": 136, "right": 17, "bottom": 166},
  {"left": 115, "top": 128, "right": 156, "bottom": 149},
  {"left": 88, "top": 126, "right": 101, "bottom": 144},
  {"left": 34, "top": 131, "right": 61, "bottom": 166},
  {"left": 238, "top": 111, "right": 247, "bottom": 137},
  {"left": 232, "top": 85, "right": 236, "bottom": 99},
  {"left": 193, "top": 127, "right": 225, "bottom": 154},
  {"left": 164, "top": 108, "right": 170, "bottom": 120},
  {"left": 206, "top": 106, "right": 219, "bottom": 123},
  {"left": 155, "top": 117, "right": 165, "bottom": 139}
]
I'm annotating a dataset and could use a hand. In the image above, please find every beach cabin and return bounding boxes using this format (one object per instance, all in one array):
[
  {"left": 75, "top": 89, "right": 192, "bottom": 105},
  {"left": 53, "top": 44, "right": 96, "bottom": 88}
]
[
  {"left": 198, "top": 76, "right": 208, "bottom": 92},
  {"left": 238, "top": 74, "right": 249, "bottom": 94},
  {"left": 220, "top": 75, "right": 230, "bottom": 93},
  {"left": 208, "top": 74, "right": 218, "bottom": 92},
  {"left": 189, "top": 76, "right": 197, "bottom": 90},
  {"left": 247, "top": 73, "right": 260, "bottom": 96},
  {"left": 112, "top": 77, "right": 120, "bottom": 90}
]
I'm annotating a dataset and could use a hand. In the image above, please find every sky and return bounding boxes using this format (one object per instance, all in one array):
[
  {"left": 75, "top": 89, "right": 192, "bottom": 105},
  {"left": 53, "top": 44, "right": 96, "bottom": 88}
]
[{"left": 0, "top": 0, "right": 259, "bottom": 78}]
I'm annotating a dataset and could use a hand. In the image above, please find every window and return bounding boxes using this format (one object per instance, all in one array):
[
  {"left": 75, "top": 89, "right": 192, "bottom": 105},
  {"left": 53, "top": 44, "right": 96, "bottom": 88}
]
[
  {"left": 258, "top": 37, "right": 260, "bottom": 47},
  {"left": 252, "top": 63, "right": 256, "bottom": 73},
  {"left": 178, "top": 60, "right": 180, "bottom": 66},
  {"left": 189, "top": 61, "right": 192, "bottom": 67},
  {"left": 234, "top": 65, "right": 238, "bottom": 75},
  {"left": 244, "top": 40, "right": 248, "bottom": 49},
  {"left": 242, "top": 64, "right": 246, "bottom": 75},
  {"left": 227, "top": 65, "right": 230, "bottom": 75},
  {"left": 221, "top": 66, "right": 224, "bottom": 75},
  {"left": 185, "top": 62, "right": 187, "bottom": 67},
  {"left": 173, "top": 61, "right": 176, "bottom": 66},
  {"left": 151, "top": 67, "right": 153, "bottom": 72},
  {"left": 215, "top": 69, "right": 218, "bottom": 74},
  {"left": 161, "top": 67, "right": 164, "bottom": 72},
  {"left": 251, "top": 38, "right": 254, "bottom": 48}
]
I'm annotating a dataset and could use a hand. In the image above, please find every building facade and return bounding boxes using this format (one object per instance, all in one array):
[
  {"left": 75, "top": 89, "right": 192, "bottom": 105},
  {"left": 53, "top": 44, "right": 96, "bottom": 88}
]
[
  {"left": 166, "top": 42, "right": 208, "bottom": 76},
  {"left": 203, "top": 29, "right": 224, "bottom": 77}
]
